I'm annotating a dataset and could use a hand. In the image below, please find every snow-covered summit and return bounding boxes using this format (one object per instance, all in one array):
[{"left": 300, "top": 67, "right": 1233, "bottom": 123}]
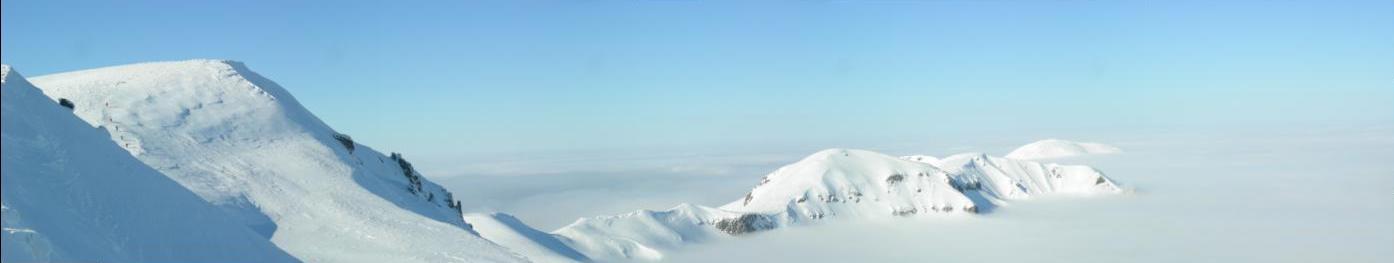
[
  {"left": 1005, "top": 139, "right": 1122, "bottom": 160},
  {"left": 2, "top": 65, "right": 296, "bottom": 262},
  {"left": 722, "top": 148, "right": 977, "bottom": 218},
  {"left": 30, "top": 60, "right": 524, "bottom": 262}
]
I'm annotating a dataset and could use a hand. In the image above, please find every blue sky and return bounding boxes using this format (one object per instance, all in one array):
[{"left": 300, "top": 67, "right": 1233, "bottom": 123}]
[{"left": 4, "top": 0, "right": 1391, "bottom": 169}]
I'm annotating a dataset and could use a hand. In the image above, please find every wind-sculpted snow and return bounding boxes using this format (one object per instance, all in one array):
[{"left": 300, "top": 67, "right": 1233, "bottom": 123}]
[
  {"left": 30, "top": 60, "right": 524, "bottom": 263},
  {"left": 2, "top": 65, "right": 297, "bottom": 262},
  {"left": 520, "top": 147, "right": 1126, "bottom": 262},
  {"left": 1005, "top": 139, "right": 1122, "bottom": 160}
]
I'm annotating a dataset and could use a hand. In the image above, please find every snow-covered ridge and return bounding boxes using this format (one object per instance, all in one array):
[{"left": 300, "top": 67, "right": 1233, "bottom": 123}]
[
  {"left": 507, "top": 147, "right": 1126, "bottom": 262},
  {"left": 30, "top": 60, "right": 524, "bottom": 263},
  {"left": 1005, "top": 139, "right": 1122, "bottom": 160},
  {"left": 2, "top": 65, "right": 296, "bottom": 262},
  {"left": 724, "top": 149, "right": 977, "bottom": 218}
]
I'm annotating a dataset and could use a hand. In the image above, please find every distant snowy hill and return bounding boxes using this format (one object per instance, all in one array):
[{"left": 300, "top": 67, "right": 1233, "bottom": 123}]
[
  {"left": 479, "top": 148, "right": 1127, "bottom": 262},
  {"left": 1, "top": 65, "right": 297, "bottom": 262},
  {"left": 465, "top": 213, "right": 591, "bottom": 263},
  {"left": 1005, "top": 139, "right": 1122, "bottom": 160},
  {"left": 30, "top": 60, "right": 525, "bottom": 262},
  {"left": 552, "top": 203, "right": 747, "bottom": 261}
]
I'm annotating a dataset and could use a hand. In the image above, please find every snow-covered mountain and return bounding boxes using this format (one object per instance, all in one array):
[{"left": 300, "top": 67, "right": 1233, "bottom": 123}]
[
  {"left": 1005, "top": 139, "right": 1122, "bottom": 160},
  {"left": 29, "top": 60, "right": 525, "bottom": 263},
  {"left": 2, "top": 65, "right": 297, "bottom": 262},
  {"left": 724, "top": 149, "right": 979, "bottom": 218},
  {"left": 8, "top": 58, "right": 1130, "bottom": 263},
  {"left": 473, "top": 147, "right": 1127, "bottom": 262}
]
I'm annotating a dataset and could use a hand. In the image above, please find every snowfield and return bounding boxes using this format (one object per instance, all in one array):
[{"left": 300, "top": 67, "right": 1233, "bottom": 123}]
[
  {"left": 28, "top": 60, "right": 525, "bottom": 263},
  {"left": 1005, "top": 139, "right": 1122, "bottom": 160},
  {"left": 2, "top": 65, "right": 296, "bottom": 262}
]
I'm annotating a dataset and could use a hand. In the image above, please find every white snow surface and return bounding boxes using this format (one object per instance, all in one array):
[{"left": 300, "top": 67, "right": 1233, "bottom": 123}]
[
  {"left": 1004, "top": 139, "right": 1122, "bottom": 160},
  {"left": 723, "top": 149, "right": 977, "bottom": 218},
  {"left": 529, "top": 148, "right": 1125, "bottom": 262},
  {"left": 29, "top": 60, "right": 525, "bottom": 263},
  {"left": 933, "top": 152, "right": 1123, "bottom": 201},
  {"left": 552, "top": 203, "right": 744, "bottom": 261},
  {"left": 465, "top": 213, "right": 591, "bottom": 263},
  {"left": 1, "top": 65, "right": 297, "bottom": 262}
]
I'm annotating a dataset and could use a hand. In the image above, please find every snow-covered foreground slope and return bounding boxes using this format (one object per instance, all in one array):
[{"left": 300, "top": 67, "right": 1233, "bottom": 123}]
[
  {"left": 1, "top": 65, "right": 297, "bottom": 262},
  {"left": 509, "top": 147, "right": 1126, "bottom": 262},
  {"left": 30, "top": 60, "right": 524, "bottom": 263},
  {"left": 1005, "top": 139, "right": 1121, "bottom": 160}
]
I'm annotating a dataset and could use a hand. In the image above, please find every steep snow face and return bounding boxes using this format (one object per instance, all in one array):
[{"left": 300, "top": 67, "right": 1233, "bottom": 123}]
[
  {"left": 722, "top": 149, "right": 977, "bottom": 219},
  {"left": 1005, "top": 139, "right": 1122, "bottom": 160},
  {"left": 30, "top": 60, "right": 524, "bottom": 263},
  {"left": 465, "top": 213, "right": 590, "bottom": 263},
  {"left": 1, "top": 66, "right": 297, "bottom": 262}
]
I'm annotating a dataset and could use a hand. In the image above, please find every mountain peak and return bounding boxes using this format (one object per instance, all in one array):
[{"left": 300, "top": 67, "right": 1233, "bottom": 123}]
[{"left": 723, "top": 148, "right": 974, "bottom": 219}]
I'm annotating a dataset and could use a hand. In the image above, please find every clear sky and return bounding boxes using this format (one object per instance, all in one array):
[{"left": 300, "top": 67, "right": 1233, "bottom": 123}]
[{"left": 4, "top": 0, "right": 1391, "bottom": 170}]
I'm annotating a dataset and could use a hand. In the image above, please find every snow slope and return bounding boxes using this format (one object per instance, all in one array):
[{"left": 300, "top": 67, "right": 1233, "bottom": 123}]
[
  {"left": 1005, "top": 139, "right": 1122, "bottom": 160},
  {"left": 30, "top": 60, "right": 524, "bottom": 263},
  {"left": 1, "top": 65, "right": 297, "bottom": 262},
  {"left": 465, "top": 213, "right": 591, "bottom": 263},
  {"left": 535, "top": 148, "right": 1125, "bottom": 262}
]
